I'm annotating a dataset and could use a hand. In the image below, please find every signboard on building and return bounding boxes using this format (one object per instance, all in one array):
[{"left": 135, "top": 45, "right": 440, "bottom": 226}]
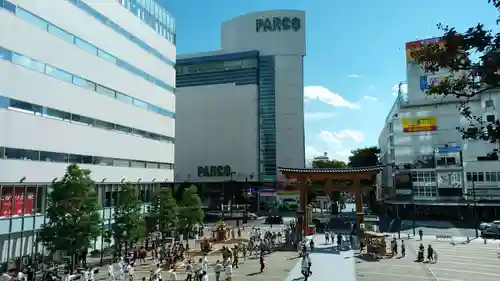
[
  {"left": 0, "top": 188, "right": 34, "bottom": 217},
  {"left": 197, "top": 165, "right": 232, "bottom": 177},
  {"left": 256, "top": 17, "right": 301, "bottom": 32},
  {"left": 405, "top": 37, "right": 444, "bottom": 62},
  {"left": 402, "top": 116, "right": 437, "bottom": 133},
  {"left": 420, "top": 75, "right": 446, "bottom": 90}
]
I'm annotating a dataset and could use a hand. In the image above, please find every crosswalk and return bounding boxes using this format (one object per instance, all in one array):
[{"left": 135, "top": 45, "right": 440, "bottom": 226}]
[{"left": 355, "top": 236, "right": 500, "bottom": 281}]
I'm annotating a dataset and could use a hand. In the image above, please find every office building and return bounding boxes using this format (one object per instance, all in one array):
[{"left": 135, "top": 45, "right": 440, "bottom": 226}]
[
  {"left": 0, "top": 0, "right": 175, "bottom": 264},
  {"left": 174, "top": 10, "right": 306, "bottom": 203},
  {"left": 378, "top": 38, "right": 500, "bottom": 220}
]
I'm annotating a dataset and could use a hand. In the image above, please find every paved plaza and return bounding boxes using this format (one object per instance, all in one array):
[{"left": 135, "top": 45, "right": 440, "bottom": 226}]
[{"left": 355, "top": 236, "right": 500, "bottom": 281}]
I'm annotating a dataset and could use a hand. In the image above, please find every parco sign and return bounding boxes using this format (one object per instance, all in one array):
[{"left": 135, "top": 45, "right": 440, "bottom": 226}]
[
  {"left": 197, "top": 165, "right": 232, "bottom": 177},
  {"left": 256, "top": 17, "right": 301, "bottom": 32}
]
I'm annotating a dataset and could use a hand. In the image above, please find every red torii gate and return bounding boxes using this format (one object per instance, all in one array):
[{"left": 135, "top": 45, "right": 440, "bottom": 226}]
[{"left": 278, "top": 166, "right": 383, "bottom": 240}]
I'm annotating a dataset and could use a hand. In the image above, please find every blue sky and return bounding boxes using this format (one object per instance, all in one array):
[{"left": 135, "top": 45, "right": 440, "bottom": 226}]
[{"left": 160, "top": 0, "right": 498, "bottom": 163}]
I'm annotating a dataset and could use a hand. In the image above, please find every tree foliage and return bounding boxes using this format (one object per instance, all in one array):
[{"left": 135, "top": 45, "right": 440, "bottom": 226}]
[
  {"left": 312, "top": 159, "right": 347, "bottom": 168},
  {"left": 38, "top": 164, "right": 102, "bottom": 260},
  {"left": 178, "top": 185, "right": 204, "bottom": 238},
  {"left": 348, "top": 146, "right": 381, "bottom": 167},
  {"left": 111, "top": 183, "right": 145, "bottom": 252},
  {"left": 411, "top": 1, "right": 500, "bottom": 143},
  {"left": 150, "top": 187, "right": 178, "bottom": 240}
]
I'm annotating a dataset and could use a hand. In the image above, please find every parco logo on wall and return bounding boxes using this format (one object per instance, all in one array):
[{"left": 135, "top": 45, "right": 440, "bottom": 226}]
[
  {"left": 198, "top": 165, "right": 232, "bottom": 177},
  {"left": 256, "top": 17, "right": 301, "bottom": 32}
]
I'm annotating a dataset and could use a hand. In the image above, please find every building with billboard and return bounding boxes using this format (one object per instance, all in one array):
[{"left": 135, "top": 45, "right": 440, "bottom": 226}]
[
  {"left": 378, "top": 37, "right": 500, "bottom": 220},
  {"left": 174, "top": 10, "right": 306, "bottom": 208},
  {"left": 0, "top": 0, "right": 175, "bottom": 265}
]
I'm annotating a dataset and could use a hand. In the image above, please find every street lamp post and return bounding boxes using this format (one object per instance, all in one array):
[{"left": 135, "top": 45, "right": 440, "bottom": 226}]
[{"left": 244, "top": 174, "right": 254, "bottom": 224}]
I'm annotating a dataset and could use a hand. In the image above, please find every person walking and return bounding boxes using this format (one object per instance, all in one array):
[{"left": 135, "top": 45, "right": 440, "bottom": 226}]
[
  {"left": 401, "top": 240, "right": 406, "bottom": 257},
  {"left": 213, "top": 261, "right": 223, "bottom": 281}
]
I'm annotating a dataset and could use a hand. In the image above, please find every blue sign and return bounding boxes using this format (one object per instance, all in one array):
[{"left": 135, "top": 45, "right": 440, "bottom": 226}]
[
  {"left": 420, "top": 76, "right": 428, "bottom": 90},
  {"left": 435, "top": 147, "right": 461, "bottom": 153}
]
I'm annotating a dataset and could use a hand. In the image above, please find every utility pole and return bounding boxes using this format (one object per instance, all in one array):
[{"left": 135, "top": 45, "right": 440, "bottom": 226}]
[{"left": 472, "top": 175, "right": 479, "bottom": 238}]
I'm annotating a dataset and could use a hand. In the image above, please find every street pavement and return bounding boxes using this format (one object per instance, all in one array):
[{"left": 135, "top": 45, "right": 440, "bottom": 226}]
[
  {"left": 282, "top": 234, "right": 357, "bottom": 281},
  {"left": 399, "top": 220, "right": 478, "bottom": 238},
  {"left": 355, "top": 235, "right": 500, "bottom": 281}
]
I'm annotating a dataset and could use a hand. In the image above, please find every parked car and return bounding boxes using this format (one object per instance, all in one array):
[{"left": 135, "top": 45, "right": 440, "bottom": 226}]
[
  {"left": 248, "top": 212, "right": 258, "bottom": 220},
  {"left": 479, "top": 222, "right": 491, "bottom": 230},
  {"left": 265, "top": 216, "right": 283, "bottom": 224}
]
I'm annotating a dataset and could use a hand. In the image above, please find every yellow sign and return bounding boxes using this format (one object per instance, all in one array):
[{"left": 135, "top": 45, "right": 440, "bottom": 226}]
[
  {"left": 402, "top": 116, "right": 437, "bottom": 133},
  {"left": 405, "top": 37, "right": 444, "bottom": 62}
]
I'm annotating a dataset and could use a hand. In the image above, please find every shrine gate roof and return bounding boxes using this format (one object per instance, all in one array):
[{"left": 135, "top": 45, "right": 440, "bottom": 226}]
[{"left": 278, "top": 166, "right": 384, "bottom": 173}]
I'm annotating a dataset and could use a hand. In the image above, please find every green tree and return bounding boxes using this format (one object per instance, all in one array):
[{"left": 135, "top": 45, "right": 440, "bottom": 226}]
[
  {"left": 38, "top": 164, "right": 101, "bottom": 268},
  {"left": 348, "top": 146, "right": 381, "bottom": 167},
  {"left": 149, "top": 187, "right": 178, "bottom": 242},
  {"left": 312, "top": 159, "right": 347, "bottom": 168},
  {"left": 411, "top": 1, "right": 500, "bottom": 143},
  {"left": 178, "top": 185, "right": 204, "bottom": 241},
  {"left": 111, "top": 183, "right": 145, "bottom": 255}
]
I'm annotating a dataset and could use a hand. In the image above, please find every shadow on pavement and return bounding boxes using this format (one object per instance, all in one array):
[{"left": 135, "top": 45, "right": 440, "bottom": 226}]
[{"left": 354, "top": 253, "right": 380, "bottom": 262}]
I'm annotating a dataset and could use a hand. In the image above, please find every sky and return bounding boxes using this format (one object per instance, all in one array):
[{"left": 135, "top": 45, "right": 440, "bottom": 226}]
[{"left": 160, "top": 0, "right": 498, "bottom": 163}]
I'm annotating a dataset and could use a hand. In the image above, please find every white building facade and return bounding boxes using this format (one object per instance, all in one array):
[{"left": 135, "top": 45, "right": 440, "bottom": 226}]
[
  {"left": 378, "top": 38, "right": 500, "bottom": 220},
  {"left": 0, "top": 0, "right": 176, "bottom": 264},
  {"left": 175, "top": 10, "right": 306, "bottom": 184}
]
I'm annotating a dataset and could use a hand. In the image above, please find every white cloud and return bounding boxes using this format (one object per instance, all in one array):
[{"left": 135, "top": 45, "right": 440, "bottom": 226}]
[
  {"left": 392, "top": 83, "right": 408, "bottom": 97},
  {"left": 306, "top": 129, "right": 365, "bottom": 163},
  {"left": 304, "top": 111, "right": 337, "bottom": 120},
  {"left": 363, "top": 95, "right": 378, "bottom": 101},
  {"left": 348, "top": 74, "right": 362, "bottom": 78},
  {"left": 320, "top": 130, "right": 365, "bottom": 144},
  {"left": 304, "top": 86, "right": 360, "bottom": 109}
]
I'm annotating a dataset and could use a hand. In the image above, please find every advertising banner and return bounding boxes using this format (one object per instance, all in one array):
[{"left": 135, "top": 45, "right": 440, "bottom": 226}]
[
  {"left": 402, "top": 116, "right": 437, "bottom": 133},
  {"left": 406, "top": 37, "right": 444, "bottom": 62},
  {"left": 0, "top": 188, "right": 34, "bottom": 217},
  {"left": 420, "top": 75, "right": 446, "bottom": 90}
]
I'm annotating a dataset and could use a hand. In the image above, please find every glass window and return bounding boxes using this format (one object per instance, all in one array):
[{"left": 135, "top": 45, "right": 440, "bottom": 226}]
[
  {"left": 115, "top": 124, "right": 131, "bottom": 133},
  {"left": 45, "top": 65, "right": 73, "bottom": 82},
  {"left": 492, "top": 172, "right": 498, "bottom": 182},
  {"left": 9, "top": 99, "right": 42, "bottom": 114},
  {"left": 82, "top": 155, "right": 93, "bottom": 164},
  {"left": 486, "top": 172, "right": 491, "bottom": 182},
  {"left": 4, "top": 148, "right": 39, "bottom": 160},
  {"left": 0, "top": 47, "right": 12, "bottom": 61},
  {"left": 130, "top": 161, "right": 146, "bottom": 168},
  {"left": 93, "top": 157, "right": 113, "bottom": 166},
  {"left": 48, "top": 24, "right": 74, "bottom": 43},
  {"left": 71, "top": 113, "right": 94, "bottom": 126},
  {"left": 12, "top": 54, "right": 45, "bottom": 73},
  {"left": 133, "top": 99, "right": 147, "bottom": 108},
  {"left": 97, "top": 49, "right": 117, "bottom": 64},
  {"left": 95, "top": 120, "right": 115, "bottom": 130},
  {"left": 16, "top": 8, "right": 48, "bottom": 30},
  {"left": 478, "top": 172, "right": 484, "bottom": 182},
  {"left": 116, "top": 92, "right": 133, "bottom": 104},
  {"left": 96, "top": 85, "right": 116, "bottom": 98},
  {"left": 45, "top": 108, "right": 71, "bottom": 120},
  {"left": 75, "top": 38, "right": 98, "bottom": 55},
  {"left": 466, "top": 172, "right": 472, "bottom": 182},
  {"left": 0, "top": 96, "right": 8, "bottom": 109},
  {"left": 113, "top": 159, "right": 129, "bottom": 167},
  {"left": 68, "top": 154, "right": 83, "bottom": 164},
  {"left": 73, "top": 76, "right": 96, "bottom": 90},
  {"left": 40, "top": 151, "right": 68, "bottom": 162}
]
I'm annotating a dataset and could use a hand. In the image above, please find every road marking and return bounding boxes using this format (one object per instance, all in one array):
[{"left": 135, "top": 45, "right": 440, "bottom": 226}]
[
  {"left": 430, "top": 267, "right": 500, "bottom": 277},
  {"left": 432, "top": 260, "right": 500, "bottom": 268},
  {"left": 356, "top": 271, "right": 435, "bottom": 279}
]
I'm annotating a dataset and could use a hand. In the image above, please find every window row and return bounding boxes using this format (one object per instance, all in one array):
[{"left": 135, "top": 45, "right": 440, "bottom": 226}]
[
  {"left": 0, "top": 96, "right": 174, "bottom": 144},
  {"left": 0, "top": 46, "right": 175, "bottom": 119},
  {"left": 414, "top": 186, "right": 437, "bottom": 197},
  {"left": 436, "top": 156, "right": 460, "bottom": 167},
  {"left": 0, "top": 184, "right": 162, "bottom": 218},
  {"left": 67, "top": 0, "right": 176, "bottom": 62},
  {"left": 1, "top": 1, "right": 174, "bottom": 92},
  {"left": 118, "top": 0, "right": 176, "bottom": 44},
  {"left": 0, "top": 147, "right": 174, "bottom": 170},
  {"left": 176, "top": 58, "right": 258, "bottom": 75},
  {"left": 411, "top": 171, "right": 436, "bottom": 182},
  {"left": 466, "top": 171, "right": 500, "bottom": 182}
]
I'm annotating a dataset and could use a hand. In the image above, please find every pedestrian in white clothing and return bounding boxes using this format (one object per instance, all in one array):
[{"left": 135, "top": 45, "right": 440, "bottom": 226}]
[
  {"left": 224, "top": 264, "right": 232, "bottom": 281},
  {"left": 89, "top": 268, "right": 95, "bottom": 281},
  {"left": 108, "top": 262, "right": 115, "bottom": 281}
]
